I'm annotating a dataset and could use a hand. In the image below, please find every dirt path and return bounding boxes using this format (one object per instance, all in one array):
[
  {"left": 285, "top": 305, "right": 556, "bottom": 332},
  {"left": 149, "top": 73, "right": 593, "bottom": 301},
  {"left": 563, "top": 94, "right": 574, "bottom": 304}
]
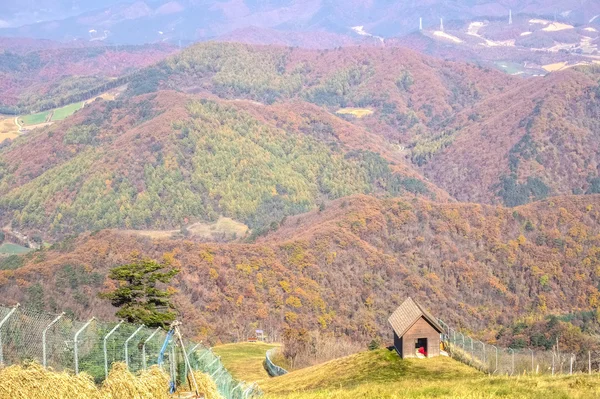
[{"left": 14, "top": 116, "right": 21, "bottom": 130}]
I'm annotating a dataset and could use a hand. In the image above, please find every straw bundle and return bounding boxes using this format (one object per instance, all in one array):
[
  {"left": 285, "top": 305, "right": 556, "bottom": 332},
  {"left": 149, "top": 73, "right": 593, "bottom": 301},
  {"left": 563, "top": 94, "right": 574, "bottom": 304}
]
[
  {"left": 0, "top": 362, "right": 97, "bottom": 399},
  {"left": 0, "top": 362, "right": 171, "bottom": 399},
  {"left": 100, "top": 363, "right": 170, "bottom": 399},
  {"left": 192, "top": 371, "right": 224, "bottom": 399}
]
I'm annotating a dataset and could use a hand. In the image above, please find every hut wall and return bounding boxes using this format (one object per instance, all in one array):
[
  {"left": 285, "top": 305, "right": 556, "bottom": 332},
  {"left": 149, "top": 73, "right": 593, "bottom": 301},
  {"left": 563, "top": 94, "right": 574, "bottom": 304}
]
[{"left": 401, "top": 317, "right": 440, "bottom": 358}]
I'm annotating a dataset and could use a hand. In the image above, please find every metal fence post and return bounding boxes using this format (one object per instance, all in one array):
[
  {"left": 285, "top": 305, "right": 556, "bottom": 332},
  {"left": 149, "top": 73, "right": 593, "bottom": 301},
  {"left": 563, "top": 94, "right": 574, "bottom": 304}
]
[
  {"left": 42, "top": 312, "right": 65, "bottom": 368},
  {"left": 142, "top": 327, "right": 162, "bottom": 370},
  {"left": 509, "top": 348, "right": 515, "bottom": 376},
  {"left": 74, "top": 317, "right": 95, "bottom": 375},
  {"left": 470, "top": 337, "right": 474, "bottom": 363},
  {"left": 124, "top": 324, "right": 145, "bottom": 369},
  {"left": 103, "top": 320, "right": 124, "bottom": 379},
  {"left": 490, "top": 345, "right": 498, "bottom": 374},
  {"left": 589, "top": 351, "right": 591, "bottom": 375},
  {"left": 570, "top": 353, "right": 574, "bottom": 375},
  {"left": 529, "top": 348, "right": 534, "bottom": 374},
  {"left": 0, "top": 304, "right": 19, "bottom": 365},
  {"left": 480, "top": 341, "right": 486, "bottom": 365}
]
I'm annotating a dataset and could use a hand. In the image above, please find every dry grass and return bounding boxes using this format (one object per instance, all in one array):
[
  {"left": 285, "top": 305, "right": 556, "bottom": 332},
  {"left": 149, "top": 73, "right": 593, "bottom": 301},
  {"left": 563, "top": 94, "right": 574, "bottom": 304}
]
[
  {"left": 0, "top": 118, "right": 20, "bottom": 141},
  {"left": 542, "top": 22, "right": 574, "bottom": 32},
  {"left": 261, "top": 349, "right": 600, "bottom": 399},
  {"left": 0, "top": 361, "right": 172, "bottom": 399},
  {"left": 188, "top": 217, "right": 248, "bottom": 238},
  {"left": 121, "top": 217, "right": 248, "bottom": 240},
  {"left": 213, "top": 342, "right": 278, "bottom": 382},
  {"left": 542, "top": 62, "right": 568, "bottom": 72},
  {"left": 335, "top": 108, "right": 374, "bottom": 118},
  {"left": 191, "top": 370, "right": 224, "bottom": 399},
  {"left": 100, "top": 363, "right": 170, "bottom": 399}
]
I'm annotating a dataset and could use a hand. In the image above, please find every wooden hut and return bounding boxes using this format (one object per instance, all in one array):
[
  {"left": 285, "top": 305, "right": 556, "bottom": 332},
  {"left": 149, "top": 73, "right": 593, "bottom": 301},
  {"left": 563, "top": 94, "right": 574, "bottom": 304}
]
[{"left": 388, "top": 297, "right": 443, "bottom": 358}]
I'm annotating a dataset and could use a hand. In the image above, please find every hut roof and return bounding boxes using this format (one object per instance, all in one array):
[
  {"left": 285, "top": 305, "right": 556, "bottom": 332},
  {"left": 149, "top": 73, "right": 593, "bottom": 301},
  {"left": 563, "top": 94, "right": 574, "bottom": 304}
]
[{"left": 388, "top": 297, "right": 443, "bottom": 337}]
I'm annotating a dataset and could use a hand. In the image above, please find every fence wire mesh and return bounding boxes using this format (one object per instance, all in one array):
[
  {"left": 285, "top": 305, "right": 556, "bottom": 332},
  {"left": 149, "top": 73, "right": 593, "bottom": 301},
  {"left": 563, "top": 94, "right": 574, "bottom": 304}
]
[
  {"left": 0, "top": 304, "right": 261, "bottom": 398},
  {"left": 265, "top": 348, "right": 287, "bottom": 377},
  {"left": 439, "top": 318, "right": 596, "bottom": 376}
]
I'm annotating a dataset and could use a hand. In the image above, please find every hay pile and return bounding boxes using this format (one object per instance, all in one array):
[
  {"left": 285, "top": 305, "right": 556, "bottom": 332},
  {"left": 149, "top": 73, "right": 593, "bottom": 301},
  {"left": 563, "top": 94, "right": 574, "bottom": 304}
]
[
  {"left": 192, "top": 370, "right": 224, "bottom": 399},
  {"left": 100, "top": 362, "right": 170, "bottom": 399},
  {"left": 0, "top": 362, "right": 171, "bottom": 399},
  {"left": 0, "top": 362, "right": 97, "bottom": 399}
]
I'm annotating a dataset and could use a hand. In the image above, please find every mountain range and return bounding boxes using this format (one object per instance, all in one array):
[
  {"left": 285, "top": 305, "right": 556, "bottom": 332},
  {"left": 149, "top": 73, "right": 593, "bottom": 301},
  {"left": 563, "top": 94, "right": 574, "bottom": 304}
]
[
  {"left": 2, "top": 0, "right": 599, "bottom": 45},
  {"left": 1, "top": 36, "right": 600, "bottom": 351}
]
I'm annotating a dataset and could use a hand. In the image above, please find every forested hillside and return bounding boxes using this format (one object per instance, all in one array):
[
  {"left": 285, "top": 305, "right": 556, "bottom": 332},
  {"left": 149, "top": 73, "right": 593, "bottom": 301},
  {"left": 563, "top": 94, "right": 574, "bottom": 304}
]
[
  {"left": 127, "top": 42, "right": 600, "bottom": 206},
  {"left": 0, "top": 91, "right": 438, "bottom": 239},
  {"left": 2, "top": 42, "right": 600, "bottom": 237},
  {"left": 2, "top": 194, "right": 600, "bottom": 348},
  {"left": 2, "top": 41, "right": 600, "bottom": 352},
  {"left": 0, "top": 43, "right": 175, "bottom": 113},
  {"left": 424, "top": 66, "right": 600, "bottom": 205}
]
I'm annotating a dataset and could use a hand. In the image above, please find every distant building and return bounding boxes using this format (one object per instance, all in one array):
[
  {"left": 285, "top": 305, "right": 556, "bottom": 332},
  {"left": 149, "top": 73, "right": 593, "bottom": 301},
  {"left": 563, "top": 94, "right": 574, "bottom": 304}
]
[{"left": 388, "top": 297, "right": 443, "bottom": 358}]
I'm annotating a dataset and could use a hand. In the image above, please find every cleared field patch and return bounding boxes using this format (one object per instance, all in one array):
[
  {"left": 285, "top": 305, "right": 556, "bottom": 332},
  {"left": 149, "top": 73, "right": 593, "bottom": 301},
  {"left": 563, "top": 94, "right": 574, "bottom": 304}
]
[
  {"left": 335, "top": 108, "right": 374, "bottom": 118},
  {"left": 543, "top": 61, "right": 568, "bottom": 72},
  {"left": 188, "top": 217, "right": 248, "bottom": 237},
  {"left": 433, "top": 30, "right": 463, "bottom": 43},
  {"left": 51, "top": 102, "right": 84, "bottom": 121},
  {"left": 543, "top": 22, "right": 575, "bottom": 32},
  {"left": 0, "top": 118, "right": 20, "bottom": 141},
  {"left": 0, "top": 243, "right": 31, "bottom": 255},
  {"left": 262, "top": 349, "right": 600, "bottom": 399},
  {"left": 121, "top": 217, "right": 249, "bottom": 240},
  {"left": 213, "top": 342, "right": 278, "bottom": 382},
  {"left": 20, "top": 110, "right": 50, "bottom": 126}
]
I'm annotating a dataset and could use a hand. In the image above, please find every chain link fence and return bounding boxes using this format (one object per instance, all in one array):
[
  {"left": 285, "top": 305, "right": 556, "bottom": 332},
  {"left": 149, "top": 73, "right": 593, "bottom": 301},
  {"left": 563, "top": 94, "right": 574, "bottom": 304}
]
[
  {"left": 0, "top": 304, "right": 261, "bottom": 398},
  {"left": 438, "top": 318, "right": 599, "bottom": 376},
  {"left": 264, "top": 348, "right": 287, "bottom": 377}
]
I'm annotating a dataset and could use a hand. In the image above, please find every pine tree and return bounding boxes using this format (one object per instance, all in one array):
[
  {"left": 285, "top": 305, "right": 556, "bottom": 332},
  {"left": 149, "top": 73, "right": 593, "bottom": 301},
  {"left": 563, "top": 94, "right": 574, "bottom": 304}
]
[{"left": 100, "top": 257, "right": 179, "bottom": 328}]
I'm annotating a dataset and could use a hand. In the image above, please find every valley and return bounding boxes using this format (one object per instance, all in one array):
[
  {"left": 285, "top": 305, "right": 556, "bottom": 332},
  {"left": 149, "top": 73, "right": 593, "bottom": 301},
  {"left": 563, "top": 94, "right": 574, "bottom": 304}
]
[{"left": 2, "top": 3, "right": 600, "bottom": 397}]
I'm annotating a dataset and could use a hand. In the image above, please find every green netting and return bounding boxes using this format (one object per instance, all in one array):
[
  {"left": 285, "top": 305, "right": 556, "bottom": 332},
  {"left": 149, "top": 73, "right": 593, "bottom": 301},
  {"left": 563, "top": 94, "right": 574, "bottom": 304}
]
[{"left": 0, "top": 304, "right": 261, "bottom": 398}]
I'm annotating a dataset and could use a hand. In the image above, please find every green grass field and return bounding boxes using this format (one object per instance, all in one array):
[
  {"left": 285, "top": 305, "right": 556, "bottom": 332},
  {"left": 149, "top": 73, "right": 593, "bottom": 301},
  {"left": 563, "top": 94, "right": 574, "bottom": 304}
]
[
  {"left": 212, "top": 342, "right": 278, "bottom": 383},
  {"left": 51, "top": 102, "right": 84, "bottom": 121},
  {"left": 0, "top": 243, "right": 31, "bottom": 255},
  {"left": 20, "top": 111, "right": 50, "bottom": 126},
  {"left": 260, "top": 349, "right": 600, "bottom": 399}
]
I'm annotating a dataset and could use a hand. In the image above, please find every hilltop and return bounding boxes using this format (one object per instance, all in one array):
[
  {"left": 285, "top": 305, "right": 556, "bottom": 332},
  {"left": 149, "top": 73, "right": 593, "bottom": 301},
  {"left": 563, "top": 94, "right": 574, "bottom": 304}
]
[{"left": 260, "top": 349, "right": 600, "bottom": 398}]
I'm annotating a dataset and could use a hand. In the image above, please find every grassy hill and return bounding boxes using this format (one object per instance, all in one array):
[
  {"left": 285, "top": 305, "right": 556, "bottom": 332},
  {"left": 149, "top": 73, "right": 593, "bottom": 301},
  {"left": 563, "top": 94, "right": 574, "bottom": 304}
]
[
  {"left": 261, "top": 349, "right": 600, "bottom": 399},
  {"left": 213, "top": 342, "right": 278, "bottom": 382}
]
